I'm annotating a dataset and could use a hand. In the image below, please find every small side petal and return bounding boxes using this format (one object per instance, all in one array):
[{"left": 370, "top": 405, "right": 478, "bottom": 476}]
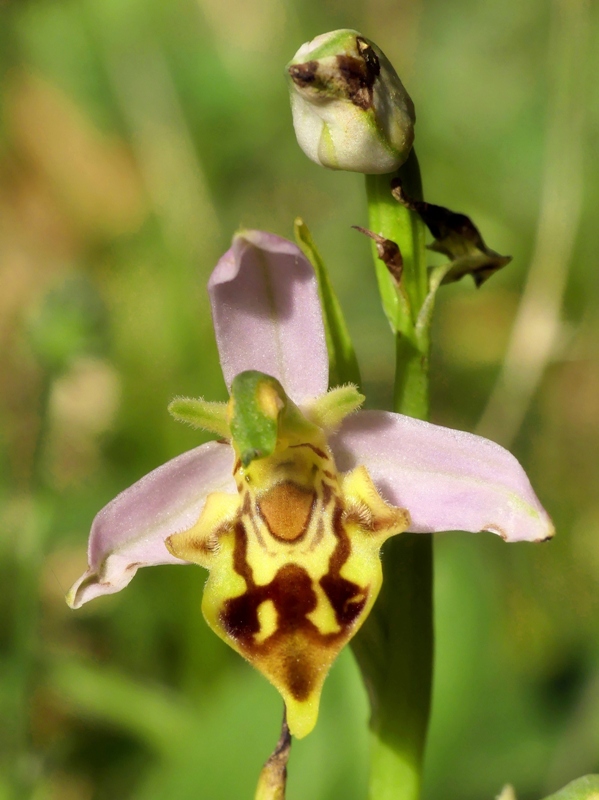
[
  {"left": 67, "top": 441, "right": 236, "bottom": 608},
  {"left": 209, "top": 230, "right": 329, "bottom": 404},
  {"left": 330, "top": 410, "right": 554, "bottom": 542}
]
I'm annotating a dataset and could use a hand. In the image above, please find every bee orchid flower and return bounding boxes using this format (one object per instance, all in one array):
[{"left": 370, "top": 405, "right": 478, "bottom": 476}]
[{"left": 67, "top": 230, "right": 553, "bottom": 738}]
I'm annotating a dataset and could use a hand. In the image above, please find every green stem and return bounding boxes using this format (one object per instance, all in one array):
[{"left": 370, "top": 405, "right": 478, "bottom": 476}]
[
  {"left": 393, "top": 334, "right": 429, "bottom": 420},
  {"left": 365, "top": 150, "right": 427, "bottom": 333},
  {"left": 356, "top": 535, "right": 433, "bottom": 800},
  {"left": 352, "top": 150, "right": 433, "bottom": 800}
]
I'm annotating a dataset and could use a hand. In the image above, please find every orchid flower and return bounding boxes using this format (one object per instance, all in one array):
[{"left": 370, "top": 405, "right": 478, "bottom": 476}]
[{"left": 67, "top": 230, "right": 553, "bottom": 739}]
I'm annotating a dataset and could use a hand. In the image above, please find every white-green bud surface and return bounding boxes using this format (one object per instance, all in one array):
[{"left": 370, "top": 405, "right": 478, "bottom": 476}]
[{"left": 287, "top": 29, "right": 415, "bottom": 174}]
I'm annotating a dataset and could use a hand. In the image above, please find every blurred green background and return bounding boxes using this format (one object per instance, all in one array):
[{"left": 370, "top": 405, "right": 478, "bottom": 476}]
[{"left": 1, "top": 0, "right": 598, "bottom": 798}]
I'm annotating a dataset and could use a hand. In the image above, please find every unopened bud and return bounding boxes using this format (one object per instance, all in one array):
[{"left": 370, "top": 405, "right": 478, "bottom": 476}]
[{"left": 287, "top": 29, "right": 415, "bottom": 174}]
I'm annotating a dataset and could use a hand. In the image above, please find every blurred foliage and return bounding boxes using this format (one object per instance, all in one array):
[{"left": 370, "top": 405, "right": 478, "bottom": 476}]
[{"left": 1, "top": 0, "right": 598, "bottom": 799}]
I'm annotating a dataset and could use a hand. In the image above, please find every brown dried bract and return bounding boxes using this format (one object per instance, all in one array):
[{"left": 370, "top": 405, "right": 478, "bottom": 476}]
[
  {"left": 353, "top": 225, "right": 403, "bottom": 283},
  {"left": 390, "top": 178, "right": 512, "bottom": 287}
]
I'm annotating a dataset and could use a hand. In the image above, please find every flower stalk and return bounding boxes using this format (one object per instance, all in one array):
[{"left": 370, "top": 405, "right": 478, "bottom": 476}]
[
  {"left": 254, "top": 710, "right": 292, "bottom": 800},
  {"left": 364, "top": 149, "right": 429, "bottom": 418},
  {"left": 351, "top": 151, "right": 433, "bottom": 800}
]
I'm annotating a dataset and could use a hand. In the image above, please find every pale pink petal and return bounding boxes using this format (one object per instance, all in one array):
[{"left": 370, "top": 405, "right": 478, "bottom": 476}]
[
  {"left": 209, "top": 230, "right": 328, "bottom": 404},
  {"left": 331, "top": 410, "right": 554, "bottom": 542},
  {"left": 67, "top": 441, "right": 236, "bottom": 609}
]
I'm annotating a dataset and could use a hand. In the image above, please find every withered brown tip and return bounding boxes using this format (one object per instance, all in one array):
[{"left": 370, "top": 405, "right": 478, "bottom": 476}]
[
  {"left": 288, "top": 61, "right": 318, "bottom": 87},
  {"left": 356, "top": 36, "right": 381, "bottom": 79},
  {"left": 352, "top": 225, "right": 403, "bottom": 283}
]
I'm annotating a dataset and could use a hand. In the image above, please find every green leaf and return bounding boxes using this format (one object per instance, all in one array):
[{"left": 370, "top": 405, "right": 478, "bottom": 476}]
[
  {"left": 541, "top": 776, "right": 599, "bottom": 800},
  {"left": 414, "top": 262, "right": 453, "bottom": 344},
  {"left": 294, "top": 218, "right": 361, "bottom": 388},
  {"left": 46, "top": 656, "right": 197, "bottom": 757}
]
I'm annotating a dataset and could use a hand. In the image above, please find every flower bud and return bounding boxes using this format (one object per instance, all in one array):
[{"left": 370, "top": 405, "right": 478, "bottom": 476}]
[{"left": 287, "top": 29, "right": 415, "bottom": 174}]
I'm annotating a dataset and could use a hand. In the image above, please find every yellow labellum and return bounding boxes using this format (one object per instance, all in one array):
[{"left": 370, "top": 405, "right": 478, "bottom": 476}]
[{"left": 167, "top": 417, "right": 408, "bottom": 738}]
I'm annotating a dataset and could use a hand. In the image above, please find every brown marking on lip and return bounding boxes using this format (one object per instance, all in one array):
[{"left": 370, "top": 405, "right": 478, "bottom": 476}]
[
  {"left": 289, "top": 442, "right": 328, "bottom": 460},
  {"left": 371, "top": 507, "right": 409, "bottom": 535},
  {"left": 309, "top": 481, "right": 334, "bottom": 552},
  {"left": 241, "top": 491, "right": 251, "bottom": 515},
  {"left": 320, "top": 499, "right": 367, "bottom": 627},
  {"left": 197, "top": 537, "right": 220, "bottom": 555},
  {"left": 166, "top": 529, "right": 221, "bottom": 561},
  {"left": 244, "top": 501, "right": 267, "bottom": 550},
  {"left": 258, "top": 481, "right": 316, "bottom": 543},
  {"left": 221, "top": 530, "right": 321, "bottom": 700},
  {"left": 219, "top": 490, "right": 369, "bottom": 702},
  {"left": 308, "top": 514, "right": 325, "bottom": 553},
  {"left": 276, "top": 459, "right": 295, "bottom": 471},
  {"left": 342, "top": 500, "right": 373, "bottom": 530}
]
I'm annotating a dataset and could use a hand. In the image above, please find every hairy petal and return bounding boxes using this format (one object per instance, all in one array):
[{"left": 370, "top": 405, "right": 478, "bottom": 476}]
[
  {"left": 330, "top": 410, "right": 554, "bottom": 542},
  {"left": 67, "top": 442, "right": 236, "bottom": 608},
  {"left": 209, "top": 230, "right": 328, "bottom": 404}
]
